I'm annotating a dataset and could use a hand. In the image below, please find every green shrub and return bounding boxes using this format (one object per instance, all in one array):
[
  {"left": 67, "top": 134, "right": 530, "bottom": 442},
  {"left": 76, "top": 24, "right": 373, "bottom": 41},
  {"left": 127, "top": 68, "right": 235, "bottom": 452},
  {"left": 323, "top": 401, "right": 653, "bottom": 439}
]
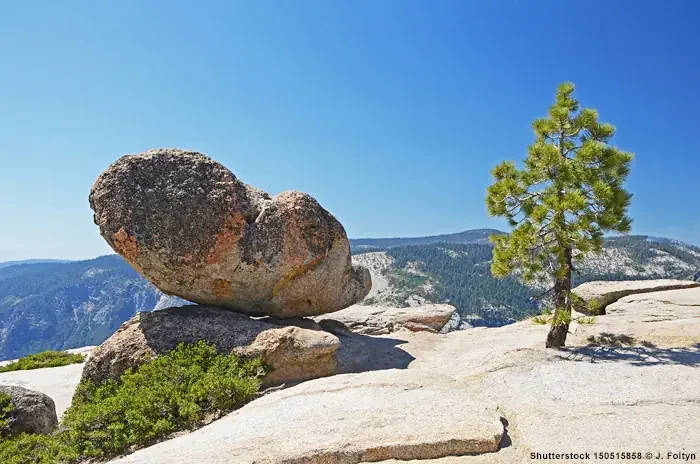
[
  {"left": 0, "top": 392, "right": 14, "bottom": 434},
  {"left": 0, "top": 433, "right": 77, "bottom": 464},
  {"left": 61, "top": 340, "right": 267, "bottom": 459},
  {"left": 0, "top": 341, "right": 267, "bottom": 463},
  {"left": 586, "top": 298, "right": 603, "bottom": 315},
  {"left": 0, "top": 392, "right": 77, "bottom": 463},
  {"left": 0, "top": 351, "right": 86, "bottom": 373}
]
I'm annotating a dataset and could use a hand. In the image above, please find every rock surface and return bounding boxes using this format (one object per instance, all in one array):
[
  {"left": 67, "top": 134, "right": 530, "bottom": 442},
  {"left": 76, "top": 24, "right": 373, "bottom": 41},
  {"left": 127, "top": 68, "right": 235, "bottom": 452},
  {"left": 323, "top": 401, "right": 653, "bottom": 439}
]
[
  {"left": 572, "top": 278, "right": 698, "bottom": 314},
  {"left": 109, "top": 371, "right": 504, "bottom": 464},
  {"left": 0, "top": 385, "right": 58, "bottom": 436},
  {"left": 81, "top": 306, "right": 341, "bottom": 388},
  {"left": 7, "top": 285, "right": 700, "bottom": 463},
  {"left": 569, "top": 286, "right": 700, "bottom": 347},
  {"left": 89, "top": 149, "right": 371, "bottom": 318},
  {"left": 316, "top": 304, "right": 456, "bottom": 335},
  {"left": 0, "top": 363, "right": 84, "bottom": 419},
  {"left": 107, "top": 284, "right": 700, "bottom": 463}
]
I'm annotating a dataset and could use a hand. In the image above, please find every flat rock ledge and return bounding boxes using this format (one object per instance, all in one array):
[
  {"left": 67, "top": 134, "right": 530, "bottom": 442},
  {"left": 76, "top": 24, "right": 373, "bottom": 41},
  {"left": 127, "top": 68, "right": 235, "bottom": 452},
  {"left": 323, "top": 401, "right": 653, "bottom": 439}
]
[
  {"left": 109, "top": 371, "right": 504, "bottom": 464},
  {"left": 572, "top": 279, "right": 699, "bottom": 315},
  {"left": 570, "top": 286, "right": 700, "bottom": 347},
  {"left": 316, "top": 304, "right": 456, "bottom": 335}
]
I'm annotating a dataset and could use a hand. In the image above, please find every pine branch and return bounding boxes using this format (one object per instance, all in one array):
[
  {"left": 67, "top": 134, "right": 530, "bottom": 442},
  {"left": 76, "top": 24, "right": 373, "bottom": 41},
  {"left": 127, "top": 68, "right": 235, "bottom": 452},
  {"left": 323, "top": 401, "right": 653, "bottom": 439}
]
[
  {"left": 532, "top": 286, "right": 555, "bottom": 300},
  {"left": 570, "top": 262, "right": 581, "bottom": 276}
]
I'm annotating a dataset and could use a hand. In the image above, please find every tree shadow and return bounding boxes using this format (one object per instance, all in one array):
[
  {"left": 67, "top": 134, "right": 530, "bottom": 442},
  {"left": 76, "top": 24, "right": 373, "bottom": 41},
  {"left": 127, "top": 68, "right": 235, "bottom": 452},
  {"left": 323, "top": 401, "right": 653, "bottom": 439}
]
[
  {"left": 498, "top": 417, "right": 512, "bottom": 449},
  {"left": 555, "top": 332, "right": 700, "bottom": 366}
]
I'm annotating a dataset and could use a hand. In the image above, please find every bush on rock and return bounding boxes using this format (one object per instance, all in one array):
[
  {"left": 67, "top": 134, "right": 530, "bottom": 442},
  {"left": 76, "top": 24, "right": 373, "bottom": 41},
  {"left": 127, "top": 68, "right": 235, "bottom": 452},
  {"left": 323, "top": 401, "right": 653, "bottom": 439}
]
[
  {"left": 0, "top": 341, "right": 267, "bottom": 463},
  {"left": 0, "top": 351, "right": 86, "bottom": 373},
  {"left": 0, "top": 392, "right": 13, "bottom": 433},
  {"left": 62, "top": 340, "right": 267, "bottom": 458},
  {"left": 0, "top": 433, "right": 77, "bottom": 464}
]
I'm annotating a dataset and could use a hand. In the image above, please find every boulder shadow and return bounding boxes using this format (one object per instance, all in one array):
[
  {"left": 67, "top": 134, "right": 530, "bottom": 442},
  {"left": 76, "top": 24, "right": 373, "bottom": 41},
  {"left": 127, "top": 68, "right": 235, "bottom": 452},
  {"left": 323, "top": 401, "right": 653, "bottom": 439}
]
[
  {"left": 268, "top": 315, "right": 417, "bottom": 374},
  {"left": 333, "top": 332, "right": 416, "bottom": 374},
  {"left": 556, "top": 332, "right": 700, "bottom": 366}
]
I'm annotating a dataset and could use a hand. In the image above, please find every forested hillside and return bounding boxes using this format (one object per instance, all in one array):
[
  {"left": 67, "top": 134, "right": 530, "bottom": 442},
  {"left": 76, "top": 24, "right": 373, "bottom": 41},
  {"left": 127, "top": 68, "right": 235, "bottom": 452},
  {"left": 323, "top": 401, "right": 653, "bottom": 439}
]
[
  {"left": 0, "top": 255, "right": 161, "bottom": 359},
  {"left": 385, "top": 244, "right": 535, "bottom": 324}
]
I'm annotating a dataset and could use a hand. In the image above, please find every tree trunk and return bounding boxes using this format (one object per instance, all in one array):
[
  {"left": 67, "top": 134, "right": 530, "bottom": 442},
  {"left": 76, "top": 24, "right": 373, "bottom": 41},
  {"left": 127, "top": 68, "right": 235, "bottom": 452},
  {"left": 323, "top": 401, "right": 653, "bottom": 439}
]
[{"left": 546, "top": 247, "right": 572, "bottom": 348}]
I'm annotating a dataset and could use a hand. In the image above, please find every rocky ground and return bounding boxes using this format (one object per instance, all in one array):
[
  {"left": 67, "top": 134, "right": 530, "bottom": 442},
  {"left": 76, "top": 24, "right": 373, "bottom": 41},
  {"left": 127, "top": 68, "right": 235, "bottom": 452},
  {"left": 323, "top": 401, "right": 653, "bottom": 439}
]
[{"left": 1, "top": 280, "right": 698, "bottom": 463}]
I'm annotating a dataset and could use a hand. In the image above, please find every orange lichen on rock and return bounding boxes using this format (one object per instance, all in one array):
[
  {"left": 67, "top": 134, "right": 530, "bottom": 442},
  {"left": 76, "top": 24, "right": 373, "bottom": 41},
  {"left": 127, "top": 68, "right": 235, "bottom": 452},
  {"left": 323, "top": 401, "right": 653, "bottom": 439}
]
[
  {"left": 113, "top": 227, "right": 141, "bottom": 261},
  {"left": 277, "top": 224, "right": 312, "bottom": 270},
  {"left": 211, "top": 279, "right": 233, "bottom": 298},
  {"left": 272, "top": 253, "right": 327, "bottom": 297},
  {"left": 207, "top": 214, "right": 247, "bottom": 265}
]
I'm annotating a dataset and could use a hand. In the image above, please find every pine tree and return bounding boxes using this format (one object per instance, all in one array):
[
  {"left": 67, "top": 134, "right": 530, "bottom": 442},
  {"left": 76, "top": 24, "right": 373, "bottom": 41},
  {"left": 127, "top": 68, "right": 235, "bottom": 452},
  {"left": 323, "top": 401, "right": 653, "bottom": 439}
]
[{"left": 485, "top": 82, "right": 634, "bottom": 347}]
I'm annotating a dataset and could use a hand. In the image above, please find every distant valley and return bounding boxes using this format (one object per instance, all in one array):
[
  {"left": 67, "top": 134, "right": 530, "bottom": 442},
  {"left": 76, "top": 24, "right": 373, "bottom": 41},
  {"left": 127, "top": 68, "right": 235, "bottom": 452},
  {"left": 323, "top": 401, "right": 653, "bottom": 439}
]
[
  {"left": 0, "top": 256, "right": 164, "bottom": 359},
  {"left": 1, "top": 230, "right": 699, "bottom": 359},
  {"left": 350, "top": 231, "right": 700, "bottom": 325}
]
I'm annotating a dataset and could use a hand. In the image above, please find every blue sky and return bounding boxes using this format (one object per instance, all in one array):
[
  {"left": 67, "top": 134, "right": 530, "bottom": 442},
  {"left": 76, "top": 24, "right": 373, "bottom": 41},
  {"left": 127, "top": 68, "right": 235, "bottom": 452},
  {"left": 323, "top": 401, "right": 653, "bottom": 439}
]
[{"left": 1, "top": 1, "right": 699, "bottom": 261}]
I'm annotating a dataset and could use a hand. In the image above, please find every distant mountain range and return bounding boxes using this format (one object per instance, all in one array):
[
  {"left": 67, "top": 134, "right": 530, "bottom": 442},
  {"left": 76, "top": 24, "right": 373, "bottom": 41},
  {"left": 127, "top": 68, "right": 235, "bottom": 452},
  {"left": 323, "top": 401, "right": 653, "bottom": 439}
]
[
  {"left": 349, "top": 228, "right": 502, "bottom": 251},
  {"left": 0, "top": 259, "right": 72, "bottom": 269},
  {"left": 0, "top": 230, "right": 698, "bottom": 359}
]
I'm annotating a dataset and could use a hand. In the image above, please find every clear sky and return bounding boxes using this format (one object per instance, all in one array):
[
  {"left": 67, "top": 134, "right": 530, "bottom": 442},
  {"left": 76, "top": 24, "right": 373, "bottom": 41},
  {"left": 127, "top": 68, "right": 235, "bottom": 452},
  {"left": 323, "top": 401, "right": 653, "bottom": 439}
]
[{"left": 1, "top": 1, "right": 699, "bottom": 261}]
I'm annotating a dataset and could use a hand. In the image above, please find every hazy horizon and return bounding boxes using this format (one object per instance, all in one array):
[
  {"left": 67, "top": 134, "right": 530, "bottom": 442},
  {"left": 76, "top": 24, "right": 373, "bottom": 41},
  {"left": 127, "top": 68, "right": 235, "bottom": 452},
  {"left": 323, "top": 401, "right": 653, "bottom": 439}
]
[{"left": 4, "top": 229, "right": 699, "bottom": 264}]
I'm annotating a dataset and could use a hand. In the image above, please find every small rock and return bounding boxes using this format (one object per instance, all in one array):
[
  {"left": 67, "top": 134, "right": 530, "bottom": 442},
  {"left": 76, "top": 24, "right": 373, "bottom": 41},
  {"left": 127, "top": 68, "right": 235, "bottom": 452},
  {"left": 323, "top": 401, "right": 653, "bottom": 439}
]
[{"left": 0, "top": 385, "right": 58, "bottom": 436}]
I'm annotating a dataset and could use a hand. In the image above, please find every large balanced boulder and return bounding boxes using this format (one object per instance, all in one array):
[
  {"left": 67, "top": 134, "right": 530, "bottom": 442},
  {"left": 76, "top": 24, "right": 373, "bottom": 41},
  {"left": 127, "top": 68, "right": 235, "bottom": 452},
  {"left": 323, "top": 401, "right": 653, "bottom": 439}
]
[
  {"left": 572, "top": 279, "right": 699, "bottom": 315},
  {"left": 81, "top": 306, "right": 341, "bottom": 388},
  {"left": 0, "top": 385, "right": 58, "bottom": 436},
  {"left": 89, "top": 149, "right": 371, "bottom": 318},
  {"left": 316, "top": 304, "right": 456, "bottom": 335}
]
